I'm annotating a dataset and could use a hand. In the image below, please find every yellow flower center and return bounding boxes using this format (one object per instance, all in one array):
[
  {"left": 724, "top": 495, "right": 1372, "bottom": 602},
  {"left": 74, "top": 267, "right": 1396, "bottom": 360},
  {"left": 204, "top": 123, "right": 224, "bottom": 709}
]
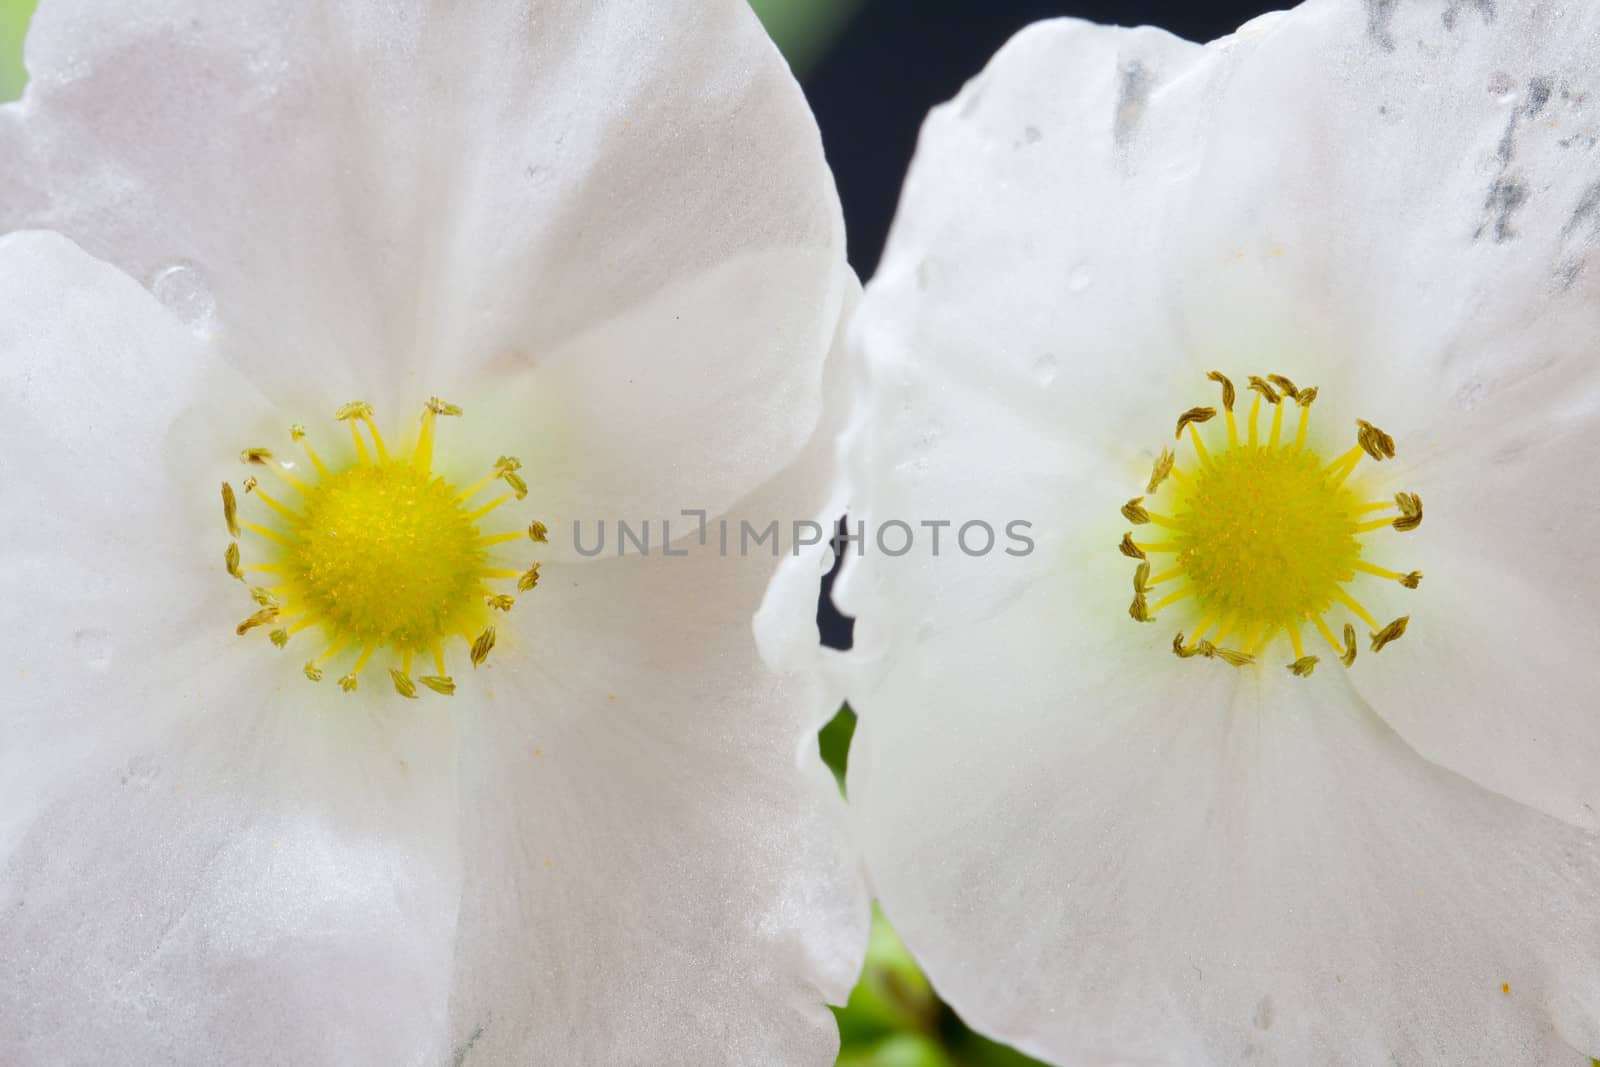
[
  {"left": 224, "top": 399, "right": 549, "bottom": 696},
  {"left": 1119, "top": 373, "right": 1421, "bottom": 676}
]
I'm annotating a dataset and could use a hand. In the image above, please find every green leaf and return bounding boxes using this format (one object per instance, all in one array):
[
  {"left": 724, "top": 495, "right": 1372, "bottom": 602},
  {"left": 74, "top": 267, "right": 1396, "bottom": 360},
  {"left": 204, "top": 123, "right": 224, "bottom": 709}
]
[{"left": 0, "top": 0, "right": 37, "bottom": 102}]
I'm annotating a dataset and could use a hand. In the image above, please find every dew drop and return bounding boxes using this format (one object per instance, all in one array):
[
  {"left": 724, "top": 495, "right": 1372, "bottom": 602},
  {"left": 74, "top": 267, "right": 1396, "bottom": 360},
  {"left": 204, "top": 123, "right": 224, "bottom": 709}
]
[
  {"left": 1067, "top": 265, "right": 1094, "bottom": 292},
  {"left": 149, "top": 262, "right": 217, "bottom": 337}
]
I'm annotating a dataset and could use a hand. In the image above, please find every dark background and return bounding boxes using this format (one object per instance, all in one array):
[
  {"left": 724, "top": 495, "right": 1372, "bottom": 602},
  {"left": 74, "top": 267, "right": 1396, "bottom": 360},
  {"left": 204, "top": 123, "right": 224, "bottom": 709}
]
[
  {"left": 805, "top": 0, "right": 1278, "bottom": 649},
  {"left": 805, "top": 0, "right": 1281, "bottom": 277}
]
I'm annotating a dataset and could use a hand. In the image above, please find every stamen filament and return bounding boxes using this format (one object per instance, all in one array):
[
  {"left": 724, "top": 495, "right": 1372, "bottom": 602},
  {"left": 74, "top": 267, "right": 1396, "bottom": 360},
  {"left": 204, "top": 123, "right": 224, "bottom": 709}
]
[
  {"left": 1309, "top": 612, "right": 1343, "bottom": 655},
  {"left": 1244, "top": 624, "right": 1277, "bottom": 656},
  {"left": 1288, "top": 620, "right": 1306, "bottom": 661},
  {"left": 239, "top": 520, "right": 291, "bottom": 547},
  {"left": 349, "top": 418, "right": 371, "bottom": 464},
  {"left": 455, "top": 471, "right": 500, "bottom": 502},
  {"left": 1268, "top": 400, "right": 1285, "bottom": 448},
  {"left": 477, "top": 532, "right": 527, "bottom": 547},
  {"left": 296, "top": 435, "right": 331, "bottom": 479},
  {"left": 1150, "top": 586, "right": 1194, "bottom": 612},
  {"left": 415, "top": 410, "right": 437, "bottom": 473},
  {"left": 360, "top": 415, "right": 390, "bottom": 462},
  {"left": 1187, "top": 423, "right": 1211, "bottom": 467},
  {"left": 1248, "top": 394, "right": 1261, "bottom": 447},
  {"left": 467, "top": 493, "right": 513, "bottom": 521},
  {"left": 1146, "top": 566, "right": 1184, "bottom": 586},
  {"left": 251, "top": 487, "right": 302, "bottom": 524},
  {"left": 1295, "top": 404, "right": 1310, "bottom": 449},
  {"left": 1324, "top": 445, "right": 1365, "bottom": 475},
  {"left": 1352, "top": 560, "right": 1408, "bottom": 582},
  {"left": 1357, "top": 517, "right": 1401, "bottom": 533},
  {"left": 1331, "top": 588, "right": 1381, "bottom": 630}
]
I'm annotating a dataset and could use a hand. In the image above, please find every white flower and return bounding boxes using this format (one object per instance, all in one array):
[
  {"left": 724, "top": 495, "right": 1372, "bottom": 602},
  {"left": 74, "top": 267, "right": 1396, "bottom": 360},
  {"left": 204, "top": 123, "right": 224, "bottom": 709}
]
[
  {"left": 837, "top": 1, "right": 1600, "bottom": 1062},
  {"left": 0, "top": 1, "right": 867, "bottom": 1063}
]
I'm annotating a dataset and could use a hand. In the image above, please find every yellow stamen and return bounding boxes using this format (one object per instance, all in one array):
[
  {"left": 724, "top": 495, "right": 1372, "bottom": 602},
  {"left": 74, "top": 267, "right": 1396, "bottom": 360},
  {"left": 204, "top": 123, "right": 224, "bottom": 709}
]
[
  {"left": 1149, "top": 585, "right": 1193, "bottom": 613},
  {"left": 1332, "top": 588, "right": 1381, "bottom": 631},
  {"left": 291, "top": 424, "right": 332, "bottom": 478},
  {"left": 225, "top": 399, "right": 545, "bottom": 695},
  {"left": 1117, "top": 371, "right": 1427, "bottom": 673},
  {"left": 467, "top": 493, "right": 514, "bottom": 522},
  {"left": 239, "top": 520, "right": 291, "bottom": 547}
]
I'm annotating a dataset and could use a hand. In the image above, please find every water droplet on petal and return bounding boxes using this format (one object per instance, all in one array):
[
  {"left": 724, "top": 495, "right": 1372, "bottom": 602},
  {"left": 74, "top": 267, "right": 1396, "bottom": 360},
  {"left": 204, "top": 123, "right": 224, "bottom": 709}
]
[
  {"left": 1067, "top": 265, "right": 1093, "bottom": 292},
  {"left": 149, "top": 263, "right": 217, "bottom": 337}
]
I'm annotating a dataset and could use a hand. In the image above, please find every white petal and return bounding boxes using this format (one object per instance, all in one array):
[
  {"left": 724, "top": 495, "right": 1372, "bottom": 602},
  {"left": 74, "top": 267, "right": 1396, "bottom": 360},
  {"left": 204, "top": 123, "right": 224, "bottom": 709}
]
[
  {"left": 1348, "top": 384, "right": 1600, "bottom": 829},
  {"left": 440, "top": 479, "right": 868, "bottom": 1064},
  {"left": 0, "top": 232, "right": 465, "bottom": 1063},
  {"left": 0, "top": 230, "right": 268, "bottom": 824},
  {"left": 453, "top": 246, "right": 846, "bottom": 550},
  {"left": 849, "top": 19, "right": 1210, "bottom": 463},
  {"left": 857, "top": 1, "right": 1600, "bottom": 460},
  {"left": 0, "top": 677, "right": 464, "bottom": 1066},
  {"left": 849, "top": 574, "right": 1600, "bottom": 1065},
  {"left": 1166, "top": 0, "right": 1600, "bottom": 427},
  {"left": 2, "top": 0, "right": 848, "bottom": 512}
]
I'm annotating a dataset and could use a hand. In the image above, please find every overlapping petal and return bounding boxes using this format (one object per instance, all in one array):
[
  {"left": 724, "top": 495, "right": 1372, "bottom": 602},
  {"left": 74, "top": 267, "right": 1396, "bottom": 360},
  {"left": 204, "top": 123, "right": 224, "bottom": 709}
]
[
  {"left": 0, "top": 232, "right": 465, "bottom": 1065},
  {"left": 1, "top": 0, "right": 848, "bottom": 526}
]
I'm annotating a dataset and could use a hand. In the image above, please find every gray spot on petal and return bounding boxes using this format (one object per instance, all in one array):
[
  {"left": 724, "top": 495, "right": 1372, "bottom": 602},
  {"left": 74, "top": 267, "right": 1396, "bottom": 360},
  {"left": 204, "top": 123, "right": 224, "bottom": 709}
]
[
  {"left": 1365, "top": 0, "right": 1398, "bottom": 51},
  {"left": 1563, "top": 180, "right": 1600, "bottom": 238},
  {"left": 1442, "top": 0, "right": 1494, "bottom": 31},
  {"left": 1476, "top": 177, "right": 1529, "bottom": 243},
  {"left": 1525, "top": 76, "right": 1553, "bottom": 117},
  {"left": 1113, "top": 59, "right": 1153, "bottom": 146},
  {"left": 74, "top": 627, "right": 113, "bottom": 672},
  {"left": 1032, "top": 352, "right": 1059, "bottom": 386}
]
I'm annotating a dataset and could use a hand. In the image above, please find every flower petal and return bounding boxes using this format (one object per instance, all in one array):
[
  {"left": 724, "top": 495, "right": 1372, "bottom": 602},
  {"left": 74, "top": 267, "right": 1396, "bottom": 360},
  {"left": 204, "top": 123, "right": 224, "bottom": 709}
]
[
  {"left": 440, "top": 477, "right": 868, "bottom": 1064},
  {"left": 0, "top": 674, "right": 465, "bottom": 1066},
  {"left": 0, "top": 230, "right": 266, "bottom": 818},
  {"left": 1348, "top": 385, "right": 1600, "bottom": 829},
  {"left": 1164, "top": 0, "right": 1600, "bottom": 429},
  {"left": 844, "top": 19, "right": 1210, "bottom": 465},
  {"left": 2, "top": 0, "right": 848, "bottom": 510},
  {"left": 0, "top": 231, "right": 467, "bottom": 1064},
  {"left": 849, "top": 572, "right": 1600, "bottom": 1064}
]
